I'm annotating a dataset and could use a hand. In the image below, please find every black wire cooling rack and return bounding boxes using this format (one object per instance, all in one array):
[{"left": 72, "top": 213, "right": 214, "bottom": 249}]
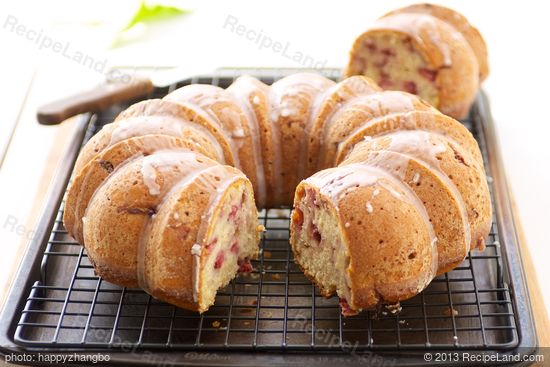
[{"left": 0, "top": 68, "right": 538, "bottom": 366}]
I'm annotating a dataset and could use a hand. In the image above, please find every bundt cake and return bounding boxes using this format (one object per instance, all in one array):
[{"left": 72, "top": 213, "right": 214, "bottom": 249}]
[
  {"left": 65, "top": 71, "right": 491, "bottom": 315},
  {"left": 344, "top": 3, "right": 488, "bottom": 119}
]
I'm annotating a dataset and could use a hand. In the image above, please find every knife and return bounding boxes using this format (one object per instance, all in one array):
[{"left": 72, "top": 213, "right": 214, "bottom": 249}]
[{"left": 36, "top": 66, "right": 212, "bottom": 125}]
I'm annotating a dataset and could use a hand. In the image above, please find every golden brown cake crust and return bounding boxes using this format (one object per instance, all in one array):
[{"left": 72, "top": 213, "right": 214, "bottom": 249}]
[
  {"left": 226, "top": 76, "right": 273, "bottom": 207},
  {"left": 386, "top": 3, "right": 489, "bottom": 82},
  {"left": 164, "top": 85, "right": 264, "bottom": 206},
  {"left": 306, "top": 76, "right": 381, "bottom": 177},
  {"left": 336, "top": 110, "right": 483, "bottom": 166},
  {"left": 292, "top": 168, "right": 437, "bottom": 310},
  {"left": 82, "top": 151, "right": 220, "bottom": 286},
  {"left": 80, "top": 149, "right": 259, "bottom": 311},
  {"left": 64, "top": 135, "right": 195, "bottom": 244},
  {"left": 269, "top": 74, "right": 335, "bottom": 203},
  {"left": 113, "top": 99, "right": 236, "bottom": 165},
  {"left": 342, "top": 131, "right": 491, "bottom": 275},
  {"left": 75, "top": 99, "right": 233, "bottom": 175},
  {"left": 142, "top": 170, "right": 256, "bottom": 312},
  {"left": 319, "top": 91, "right": 437, "bottom": 169}
]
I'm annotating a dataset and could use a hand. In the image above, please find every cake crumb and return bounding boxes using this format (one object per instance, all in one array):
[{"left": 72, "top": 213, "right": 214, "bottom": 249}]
[
  {"left": 263, "top": 250, "right": 272, "bottom": 259},
  {"left": 271, "top": 273, "right": 282, "bottom": 281},
  {"left": 270, "top": 209, "right": 288, "bottom": 218},
  {"left": 444, "top": 307, "right": 459, "bottom": 316},
  {"left": 386, "top": 302, "right": 402, "bottom": 315},
  {"left": 212, "top": 321, "right": 221, "bottom": 328}
]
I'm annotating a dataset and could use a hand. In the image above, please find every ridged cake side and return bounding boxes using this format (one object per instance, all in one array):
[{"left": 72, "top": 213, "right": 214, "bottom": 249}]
[{"left": 66, "top": 69, "right": 491, "bottom": 315}]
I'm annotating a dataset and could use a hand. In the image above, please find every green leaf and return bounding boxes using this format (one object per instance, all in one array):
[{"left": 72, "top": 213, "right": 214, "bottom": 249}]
[{"left": 122, "top": 1, "right": 189, "bottom": 31}]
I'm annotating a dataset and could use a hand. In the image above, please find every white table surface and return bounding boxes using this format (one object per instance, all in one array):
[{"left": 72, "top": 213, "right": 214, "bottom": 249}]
[{"left": 0, "top": 0, "right": 549, "bottom": 319}]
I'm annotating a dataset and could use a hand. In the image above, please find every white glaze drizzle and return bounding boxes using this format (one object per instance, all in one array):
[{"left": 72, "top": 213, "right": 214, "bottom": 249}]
[
  {"left": 136, "top": 162, "right": 236, "bottom": 300},
  {"left": 269, "top": 73, "right": 333, "bottom": 188},
  {"left": 374, "top": 13, "right": 453, "bottom": 67},
  {"left": 306, "top": 77, "right": 379, "bottom": 173},
  {"left": 267, "top": 78, "right": 292, "bottom": 201},
  {"left": 139, "top": 150, "right": 199, "bottom": 196},
  {"left": 137, "top": 162, "right": 203, "bottom": 293},
  {"left": 226, "top": 75, "right": 268, "bottom": 207},
  {"left": 141, "top": 160, "right": 160, "bottom": 195},
  {"left": 191, "top": 243, "right": 202, "bottom": 256},
  {"left": 283, "top": 74, "right": 335, "bottom": 182},
  {"left": 191, "top": 169, "right": 241, "bottom": 303},
  {"left": 110, "top": 105, "right": 227, "bottom": 164},
  {"left": 386, "top": 129, "right": 447, "bottom": 166},
  {"left": 306, "top": 163, "right": 436, "bottom": 244},
  {"left": 74, "top": 150, "right": 142, "bottom": 241},
  {"left": 335, "top": 112, "right": 477, "bottom": 249},
  {"left": 322, "top": 92, "right": 419, "bottom": 168},
  {"left": 327, "top": 92, "right": 417, "bottom": 138},
  {"left": 351, "top": 130, "right": 471, "bottom": 251},
  {"left": 165, "top": 90, "right": 242, "bottom": 169},
  {"left": 191, "top": 243, "right": 202, "bottom": 302},
  {"left": 366, "top": 202, "right": 373, "bottom": 213},
  {"left": 336, "top": 109, "right": 448, "bottom": 162},
  {"left": 75, "top": 132, "right": 224, "bottom": 244},
  {"left": 232, "top": 128, "right": 245, "bottom": 138},
  {"left": 376, "top": 130, "right": 472, "bottom": 249},
  {"left": 81, "top": 152, "right": 146, "bottom": 240},
  {"left": 272, "top": 74, "right": 336, "bottom": 191},
  {"left": 110, "top": 116, "right": 183, "bottom": 144},
  {"left": 81, "top": 149, "right": 217, "bottom": 296},
  {"left": 77, "top": 70, "right": 489, "bottom": 314}
]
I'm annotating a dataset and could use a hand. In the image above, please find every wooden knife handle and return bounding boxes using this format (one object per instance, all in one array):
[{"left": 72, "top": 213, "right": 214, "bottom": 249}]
[{"left": 37, "top": 76, "right": 154, "bottom": 125}]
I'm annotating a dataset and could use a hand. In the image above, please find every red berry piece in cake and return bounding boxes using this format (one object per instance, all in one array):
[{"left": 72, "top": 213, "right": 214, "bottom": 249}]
[
  {"left": 238, "top": 258, "right": 254, "bottom": 273},
  {"left": 214, "top": 251, "right": 225, "bottom": 270},
  {"left": 230, "top": 240, "right": 240, "bottom": 254}
]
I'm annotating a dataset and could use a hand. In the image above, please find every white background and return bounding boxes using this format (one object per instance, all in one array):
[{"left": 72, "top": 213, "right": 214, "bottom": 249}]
[{"left": 0, "top": 0, "right": 549, "bottom": 315}]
